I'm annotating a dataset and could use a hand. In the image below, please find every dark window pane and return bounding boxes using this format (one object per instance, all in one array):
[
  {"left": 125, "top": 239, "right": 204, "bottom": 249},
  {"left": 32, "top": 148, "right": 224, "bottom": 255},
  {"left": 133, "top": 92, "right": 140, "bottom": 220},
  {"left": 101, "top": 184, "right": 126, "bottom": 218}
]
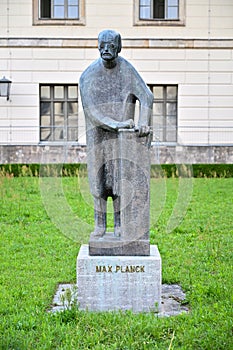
[
  {"left": 40, "top": 102, "right": 51, "bottom": 116},
  {"left": 154, "top": 0, "right": 165, "bottom": 19},
  {"left": 41, "top": 0, "right": 51, "bottom": 18}
]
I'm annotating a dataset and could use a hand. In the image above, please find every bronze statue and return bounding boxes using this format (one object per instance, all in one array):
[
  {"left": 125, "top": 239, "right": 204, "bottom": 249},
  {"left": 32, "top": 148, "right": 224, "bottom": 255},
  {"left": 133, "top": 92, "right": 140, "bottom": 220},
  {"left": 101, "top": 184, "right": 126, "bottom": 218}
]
[{"left": 79, "top": 30, "right": 153, "bottom": 240}]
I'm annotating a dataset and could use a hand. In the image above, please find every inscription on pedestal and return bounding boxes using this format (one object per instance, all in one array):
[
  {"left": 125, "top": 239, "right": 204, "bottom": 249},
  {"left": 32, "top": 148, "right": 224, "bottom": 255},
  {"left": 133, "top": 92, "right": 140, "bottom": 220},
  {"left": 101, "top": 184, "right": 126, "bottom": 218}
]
[
  {"left": 77, "top": 245, "right": 161, "bottom": 312},
  {"left": 96, "top": 265, "right": 145, "bottom": 273}
]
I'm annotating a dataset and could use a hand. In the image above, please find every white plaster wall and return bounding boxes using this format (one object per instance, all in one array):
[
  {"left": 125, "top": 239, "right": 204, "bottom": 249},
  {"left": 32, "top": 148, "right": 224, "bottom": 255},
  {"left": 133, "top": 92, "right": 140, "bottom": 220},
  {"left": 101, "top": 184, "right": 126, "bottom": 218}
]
[
  {"left": 0, "top": 0, "right": 232, "bottom": 146},
  {"left": 0, "top": 0, "right": 233, "bottom": 39},
  {"left": 0, "top": 45, "right": 232, "bottom": 145}
]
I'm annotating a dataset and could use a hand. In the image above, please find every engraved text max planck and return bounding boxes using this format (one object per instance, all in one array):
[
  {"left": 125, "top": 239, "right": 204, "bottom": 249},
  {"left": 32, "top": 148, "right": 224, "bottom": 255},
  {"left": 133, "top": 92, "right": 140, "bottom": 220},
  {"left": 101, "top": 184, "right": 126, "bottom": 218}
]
[{"left": 96, "top": 265, "right": 145, "bottom": 273}]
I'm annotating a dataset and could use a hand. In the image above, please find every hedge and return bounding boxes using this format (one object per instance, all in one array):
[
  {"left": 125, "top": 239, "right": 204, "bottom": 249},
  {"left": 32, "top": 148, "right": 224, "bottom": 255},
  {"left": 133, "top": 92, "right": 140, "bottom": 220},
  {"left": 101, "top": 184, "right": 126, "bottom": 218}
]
[{"left": 0, "top": 163, "right": 233, "bottom": 178}]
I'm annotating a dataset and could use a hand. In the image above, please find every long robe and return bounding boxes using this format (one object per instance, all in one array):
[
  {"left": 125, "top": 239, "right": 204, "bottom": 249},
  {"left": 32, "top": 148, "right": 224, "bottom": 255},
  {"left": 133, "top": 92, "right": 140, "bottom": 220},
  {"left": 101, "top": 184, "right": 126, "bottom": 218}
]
[{"left": 79, "top": 56, "right": 153, "bottom": 197}]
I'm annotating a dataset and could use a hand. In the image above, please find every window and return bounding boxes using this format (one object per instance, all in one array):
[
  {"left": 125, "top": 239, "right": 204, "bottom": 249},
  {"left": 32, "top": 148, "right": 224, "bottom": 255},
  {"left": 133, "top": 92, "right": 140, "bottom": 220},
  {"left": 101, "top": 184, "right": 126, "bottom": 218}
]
[
  {"left": 41, "top": 0, "right": 78, "bottom": 19},
  {"left": 149, "top": 85, "right": 177, "bottom": 143},
  {"left": 134, "top": 0, "right": 185, "bottom": 26},
  {"left": 40, "top": 85, "right": 79, "bottom": 142},
  {"left": 33, "top": 0, "right": 85, "bottom": 25},
  {"left": 140, "top": 0, "right": 178, "bottom": 20}
]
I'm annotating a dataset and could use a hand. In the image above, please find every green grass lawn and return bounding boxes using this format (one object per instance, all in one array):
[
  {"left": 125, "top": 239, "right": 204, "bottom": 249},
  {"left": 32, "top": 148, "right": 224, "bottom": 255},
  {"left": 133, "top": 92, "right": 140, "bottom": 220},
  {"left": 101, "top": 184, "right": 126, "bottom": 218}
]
[{"left": 0, "top": 175, "right": 232, "bottom": 349}]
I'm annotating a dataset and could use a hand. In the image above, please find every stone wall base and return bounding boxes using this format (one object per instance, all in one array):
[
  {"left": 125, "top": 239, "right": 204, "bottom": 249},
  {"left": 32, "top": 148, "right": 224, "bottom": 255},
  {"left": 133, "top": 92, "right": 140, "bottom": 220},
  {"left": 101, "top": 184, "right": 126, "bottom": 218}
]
[{"left": 0, "top": 144, "right": 232, "bottom": 164}]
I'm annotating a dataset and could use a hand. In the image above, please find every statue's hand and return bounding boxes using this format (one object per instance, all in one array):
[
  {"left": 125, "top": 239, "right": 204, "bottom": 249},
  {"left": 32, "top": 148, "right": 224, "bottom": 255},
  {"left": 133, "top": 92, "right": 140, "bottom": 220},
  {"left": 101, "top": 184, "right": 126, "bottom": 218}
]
[
  {"left": 117, "top": 119, "right": 135, "bottom": 130},
  {"left": 138, "top": 125, "right": 151, "bottom": 137}
]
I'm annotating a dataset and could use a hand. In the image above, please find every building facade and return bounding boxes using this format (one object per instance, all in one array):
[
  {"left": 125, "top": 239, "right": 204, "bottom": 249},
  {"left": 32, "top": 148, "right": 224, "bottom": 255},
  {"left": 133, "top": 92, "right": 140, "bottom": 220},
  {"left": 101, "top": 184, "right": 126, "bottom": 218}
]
[{"left": 0, "top": 0, "right": 233, "bottom": 164}]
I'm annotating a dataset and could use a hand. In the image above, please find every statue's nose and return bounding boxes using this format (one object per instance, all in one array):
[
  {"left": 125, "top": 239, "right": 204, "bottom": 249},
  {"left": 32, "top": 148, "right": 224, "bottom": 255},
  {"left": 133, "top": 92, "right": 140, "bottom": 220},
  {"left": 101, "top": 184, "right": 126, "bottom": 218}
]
[{"left": 104, "top": 44, "right": 109, "bottom": 52}]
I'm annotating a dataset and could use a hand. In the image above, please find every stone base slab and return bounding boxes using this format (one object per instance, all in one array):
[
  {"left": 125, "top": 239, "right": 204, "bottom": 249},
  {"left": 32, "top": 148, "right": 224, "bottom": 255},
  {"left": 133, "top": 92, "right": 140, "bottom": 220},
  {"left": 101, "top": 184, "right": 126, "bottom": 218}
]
[
  {"left": 77, "top": 244, "right": 161, "bottom": 312},
  {"left": 89, "top": 232, "right": 150, "bottom": 256},
  {"left": 50, "top": 283, "right": 189, "bottom": 317}
]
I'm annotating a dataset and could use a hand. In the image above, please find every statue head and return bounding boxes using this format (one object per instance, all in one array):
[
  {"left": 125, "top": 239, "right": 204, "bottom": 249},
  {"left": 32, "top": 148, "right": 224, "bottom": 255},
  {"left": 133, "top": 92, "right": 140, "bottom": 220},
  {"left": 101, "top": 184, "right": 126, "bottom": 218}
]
[{"left": 98, "top": 30, "right": 122, "bottom": 63}]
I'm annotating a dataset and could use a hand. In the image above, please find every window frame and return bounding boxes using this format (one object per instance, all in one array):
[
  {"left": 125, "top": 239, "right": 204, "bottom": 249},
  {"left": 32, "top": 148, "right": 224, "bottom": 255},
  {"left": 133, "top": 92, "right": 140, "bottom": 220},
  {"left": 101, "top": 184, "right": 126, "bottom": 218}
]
[
  {"left": 39, "top": 84, "right": 79, "bottom": 143},
  {"left": 134, "top": 0, "right": 185, "bottom": 26},
  {"left": 149, "top": 84, "right": 178, "bottom": 144},
  {"left": 33, "top": 0, "right": 85, "bottom": 26}
]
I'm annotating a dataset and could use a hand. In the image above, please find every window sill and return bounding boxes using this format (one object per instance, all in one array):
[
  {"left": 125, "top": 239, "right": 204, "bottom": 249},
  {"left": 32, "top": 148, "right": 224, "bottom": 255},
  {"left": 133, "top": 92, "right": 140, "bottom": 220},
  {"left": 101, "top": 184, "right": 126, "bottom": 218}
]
[
  {"left": 151, "top": 142, "right": 177, "bottom": 146},
  {"left": 39, "top": 141, "right": 84, "bottom": 146},
  {"left": 33, "top": 18, "right": 85, "bottom": 26},
  {"left": 134, "top": 19, "right": 185, "bottom": 26}
]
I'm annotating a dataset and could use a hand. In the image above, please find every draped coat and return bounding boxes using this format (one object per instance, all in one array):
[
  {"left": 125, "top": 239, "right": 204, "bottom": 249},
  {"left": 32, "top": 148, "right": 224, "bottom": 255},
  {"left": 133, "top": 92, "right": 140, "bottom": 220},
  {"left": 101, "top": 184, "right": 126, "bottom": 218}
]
[{"left": 79, "top": 56, "right": 153, "bottom": 197}]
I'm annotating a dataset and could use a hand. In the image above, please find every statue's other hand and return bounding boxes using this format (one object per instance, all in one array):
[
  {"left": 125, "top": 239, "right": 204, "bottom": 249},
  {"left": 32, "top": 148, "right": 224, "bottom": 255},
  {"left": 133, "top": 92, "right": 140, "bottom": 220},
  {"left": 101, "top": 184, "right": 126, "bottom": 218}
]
[
  {"left": 117, "top": 119, "right": 135, "bottom": 130},
  {"left": 138, "top": 125, "right": 151, "bottom": 137}
]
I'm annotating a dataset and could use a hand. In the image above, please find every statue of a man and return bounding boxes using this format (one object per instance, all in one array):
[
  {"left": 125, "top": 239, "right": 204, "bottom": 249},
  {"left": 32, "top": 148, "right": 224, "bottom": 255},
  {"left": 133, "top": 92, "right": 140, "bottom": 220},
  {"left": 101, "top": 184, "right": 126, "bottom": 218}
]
[{"left": 80, "top": 30, "right": 153, "bottom": 239}]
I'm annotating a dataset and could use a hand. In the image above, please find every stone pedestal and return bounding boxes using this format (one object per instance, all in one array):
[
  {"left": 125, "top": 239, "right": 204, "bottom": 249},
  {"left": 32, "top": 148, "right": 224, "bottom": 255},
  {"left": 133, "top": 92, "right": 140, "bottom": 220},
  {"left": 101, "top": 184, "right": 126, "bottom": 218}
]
[{"left": 77, "top": 244, "right": 161, "bottom": 312}]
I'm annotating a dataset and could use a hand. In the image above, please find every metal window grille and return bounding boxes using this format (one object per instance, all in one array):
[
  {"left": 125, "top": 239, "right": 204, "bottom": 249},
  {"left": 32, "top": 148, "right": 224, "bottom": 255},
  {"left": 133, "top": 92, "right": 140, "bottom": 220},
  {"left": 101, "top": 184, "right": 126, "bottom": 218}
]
[
  {"left": 139, "top": 0, "right": 179, "bottom": 20},
  {"left": 40, "top": 84, "right": 79, "bottom": 142},
  {"left": 149, "top": 85, "right": 178, "bottom": 143},
  {"left": 40, "top": 0, "right": 79, "bottom": 19}
]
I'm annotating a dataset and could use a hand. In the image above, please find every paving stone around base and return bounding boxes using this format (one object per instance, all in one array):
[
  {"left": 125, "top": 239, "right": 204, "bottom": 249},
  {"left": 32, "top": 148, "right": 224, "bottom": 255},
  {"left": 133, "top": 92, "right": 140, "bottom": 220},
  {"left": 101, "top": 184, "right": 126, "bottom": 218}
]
[
  {"left": 50, "top": 283, "right": 189, "bottom": 317},
  {"left": 49, "top": 245, "right": 189, "bottom": 315}
]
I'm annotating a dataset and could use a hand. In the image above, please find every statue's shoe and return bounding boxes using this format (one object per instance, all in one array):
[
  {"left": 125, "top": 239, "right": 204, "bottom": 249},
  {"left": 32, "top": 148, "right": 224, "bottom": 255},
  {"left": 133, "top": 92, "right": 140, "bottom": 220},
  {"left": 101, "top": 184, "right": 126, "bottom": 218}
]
[
  {"left": 114, "top": 226, "right": 121, "bottom": 238},
  {"left": 92, "top": 227, "right": 106, "bottom": 238}
]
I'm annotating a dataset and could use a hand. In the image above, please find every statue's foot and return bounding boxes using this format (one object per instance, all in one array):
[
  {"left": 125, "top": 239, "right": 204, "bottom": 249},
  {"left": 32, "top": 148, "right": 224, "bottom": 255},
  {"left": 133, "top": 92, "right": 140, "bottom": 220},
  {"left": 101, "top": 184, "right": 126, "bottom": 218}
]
[
  {"left": 114, "top": 226, "right": 121, "bottom": 238},
  {"left": 92, "top": 227, "right": 105, "bottom": 238}
]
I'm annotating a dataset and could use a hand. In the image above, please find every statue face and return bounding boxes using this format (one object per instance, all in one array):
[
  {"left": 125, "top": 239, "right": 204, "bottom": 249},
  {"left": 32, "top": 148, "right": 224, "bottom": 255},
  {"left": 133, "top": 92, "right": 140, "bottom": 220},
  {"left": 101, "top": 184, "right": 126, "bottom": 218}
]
[{"left": 98, "top": 33, "right": 119, "bottom": 62}]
